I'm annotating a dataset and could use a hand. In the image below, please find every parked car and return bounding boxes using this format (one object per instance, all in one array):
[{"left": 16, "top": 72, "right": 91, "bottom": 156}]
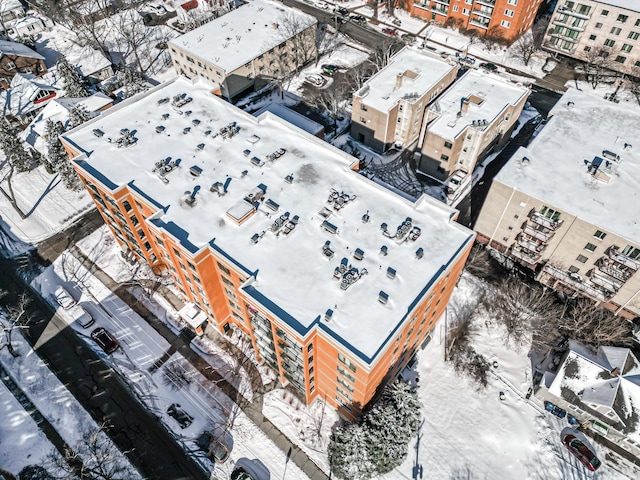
[
  {"left": 567, "top": 414, "right": 579, "bottom": 426},
  {"left": 462, "top": 55, "right": 476, "bottom": 65},
  {"left": 90, "top": 327, "right": 119, "bottom": 354},
  {"left": 304, "top": 74, "right": 327, "bottom": 87},
  {"left": 401, "top": 33, "right": 416, "bottom": 44},
  {"left": 314, "top": 1, "right": 329, "bottom": 8},
  {"left": 544, "top": 400, "right": 567, "bottom": 419},
  {"left": 167, "top": 403, "right": 194, "bottom": 429},
  {"left": 562, "top": 432, "right": 601, "bottom": 471},
  {"left": 73, "top": 305, "right": 95, "bottom": 328},
  {"left": 479, "top": 62, "right": 498, "bottom": 72},
  {"left": 330, "top": 15, "right": 347, "bottom": 24},
  {"left": 333, "top": 6, "right": 349, "bottom": 16},
  {"left": 54, "top": 286, "right": 76, "bottom": 310},
  {"left": 349, "top": 14, "right": 367, "bottom": 25},
  {"left": 231, "top": 458, "right": 271, "bottom": 480},
  {"left": 381, "top": 27, "right": 398, "bottom": 36},
  {"left": 321, "top": 64, "right": 339, "bottom": 76},
  {"left": 197, "top": 428, "right": 233, "bottom": 464}
]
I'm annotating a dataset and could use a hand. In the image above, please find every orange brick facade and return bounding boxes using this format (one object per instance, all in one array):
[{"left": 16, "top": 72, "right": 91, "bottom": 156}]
[
  {"left": 67, "top": 142, "right": 473, "bottom": 419},
  {"left": 410, "top": 0, "right": 544, "bottom": 43}
]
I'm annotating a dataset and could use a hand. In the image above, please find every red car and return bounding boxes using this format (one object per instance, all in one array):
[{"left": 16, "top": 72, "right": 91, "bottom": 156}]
[
  {"left": 562, "top": 433, "right": 601, "bottom": 471},
  {"left": 382, "top": 28, "right": 398, "bottom": 36}
]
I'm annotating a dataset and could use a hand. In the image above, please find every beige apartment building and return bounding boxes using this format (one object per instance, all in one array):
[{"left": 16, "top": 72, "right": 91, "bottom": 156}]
[
  {"left": 350, "top": 47, "right": 459, "bottom": 153},
  {"left": 168, "top": 0, "right": 317, "bottom": 101},
  {"left": 475, "top": 88, "right": 640, "bottom": 320},
  {"left": 543, "top": 0, "right": 640, "bottom": 75},
  {"left": 416, "top": 69, "right": 529, "bottom": 183}
]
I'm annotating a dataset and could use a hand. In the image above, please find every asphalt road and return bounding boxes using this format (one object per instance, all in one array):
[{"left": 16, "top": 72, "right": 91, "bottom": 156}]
[
  {"left": 0, "top": 253, "right": 209, "bottom": 480},
  {"left": 36, "top": 208, "right": 104, "bottom": 263}
]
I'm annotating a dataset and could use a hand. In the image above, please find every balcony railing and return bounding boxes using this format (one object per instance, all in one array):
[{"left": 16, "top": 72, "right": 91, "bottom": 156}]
[
  {"left": 473, "top": 6, "right": 494, "bottom": 18},
  {"left": 522, "top": 224, "right": 553, "bottom": 242},
  {"left": 517, "top": 235, "right": 545, "bottom": 254},
  {"left": 608, "top": 246, "right": 640, "bottom": 271},
  {"left": 557, "top": 6, "right": 591, "bottom": 20},
  {"left": 529, "top": 209, "right": 563, "bottom": 230},
  {"left": 552, "top": 18, "right": 585, "bottom": 32},
  {"left": 597, "top": 259, "right": 632, "bottom": 282},
  {"left": 542, "top": 264, "right": 607, "bottom": 301},
  {"left": 469, "top": 18, "right": 490, "bottom": 29},
  {"left": 509, "top": 247, "right": 540, "bottom": 265},
  {"left": 431, "top": 0, "right": 450, "bottom": 5},
  {"left": 589, "top": 270, "right": 621, "bottom": 293},
  {"left": 475, "top": 0, "right": 496, "bottom": 6}
]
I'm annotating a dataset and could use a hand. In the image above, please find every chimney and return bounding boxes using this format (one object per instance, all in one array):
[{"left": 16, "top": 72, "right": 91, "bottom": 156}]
[
  {"left": 272, "top": 22, "right": 279, "bottom": 29},
  {"left": 460, "top": 97, "right": 470, "bottom": 115},
  {"left": 395, "top": 72, "right": 403, "bottom": 89}
]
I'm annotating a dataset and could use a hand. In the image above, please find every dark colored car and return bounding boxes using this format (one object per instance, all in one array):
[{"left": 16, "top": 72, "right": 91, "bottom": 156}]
[
  {"left": 231, "top": 458, "right": 270, "bottom": 480},
  {"left": 90, "top": 327, "right": 119, "bottom": 354},
  {"left": 544, "top": 400, "right": 567, "bottom": 419},
  {"left": 334, "top": 6, "right": 348, "bottom": 16},
  {"left": 167, "top": 403, "right": 194, "bottom": 429},
  {"left": 567, "top": 413, "right": 579, "bottom": 426},
  {"left": 330, "top": 15, "right": 348, "bottom": 24},
  {"left": 321, "top": 64, "right": 339, "bottom": 76},
  {"left": 562, "top": 433, "right": 601, "bottom": 471},
  {"left": 401, "top": 33, "right": 416, "bottom": 44},
  {"left": 479, "top": 62, "right": 498, "bottom": 72},
  {"left": 349, "top": 14, "right": 367, "bottom": 24},
  {"left": 197, "top": 428, "right": 233, "bottom": 464}
]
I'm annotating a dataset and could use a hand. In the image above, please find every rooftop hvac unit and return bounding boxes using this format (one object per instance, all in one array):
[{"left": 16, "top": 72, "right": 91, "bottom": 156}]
[
  {"left": 416, "top": 247, "right": 424, "bottom": 259},
  {"left": 189, "top": 165, "right": 203, "bottom": 177},
  {"left": 284, "top": 174, "right": 294, "bottom": 184},
  {"left": 380, "top": 245, "right": 388, "bottom": 256},
  {"left": 324, "top": 309, "right": 334, "bottom": 321},
  {"left": 362, "top": 211, "right": 370, "bottom": 223},
  {"left": 353, "top": 248, "right": 365, "bottom": 261},
  {"left": 321, "top": 220, "right": 338, "bottom": 235},
  {"left": 387, "top": 267, "right": 396, "bottom": 279},
  {"left": 92, "top": 128, "right": 104, "bottom": 137},
  {"left": 378, "top": 291, "right": 389, "bottom": 304},
  {"left": 155, "top": 125, "right": 165, "bottom": 133}
]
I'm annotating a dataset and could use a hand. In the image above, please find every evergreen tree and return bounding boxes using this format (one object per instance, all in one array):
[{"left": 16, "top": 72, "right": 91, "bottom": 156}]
[
  {"left": 19, "top": 465, "right": 55, "bottom": 480},
  {"left": 44, "top": 119, "right": 82, "bottom": 191},
  {"left": 56, "top": 54, "right": 89, "bottom": 98},
  {"left": 68, "top": 103, "right": 91, "bottom": 129},
  {"left": 116, "top": 67, "right": 147, "bottom": 99},
  {"left": 328, "top": 423, "right": 374, "bottom": 480},
  {"left": 0, "top": 123, "right": 33, "bottom": 217}
]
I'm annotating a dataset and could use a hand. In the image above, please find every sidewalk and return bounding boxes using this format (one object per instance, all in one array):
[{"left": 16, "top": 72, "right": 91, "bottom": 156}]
[{"left": 68, "top": 246, "right": 330, "bottom": 480}]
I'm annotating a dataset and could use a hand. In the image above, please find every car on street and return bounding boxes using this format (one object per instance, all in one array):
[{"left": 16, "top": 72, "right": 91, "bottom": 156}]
[
  {"left": 54, "top": 286, "right": 76, "bottom": 310},
  {"left": 231, "top": 458, "right": 271, "bottom": 480},
  {"left": 304, "top": 74, "right": 327, "bottom": 87},
  {"left": 314, "top": 1, "right": 329, "bottom": 8},
  {"left": 73, "top": 305, "right": 95, "bottom": 328},
  {"left": 349, "top": 14, "right": 367, "bottom": 25},
  {"left": 90, "top": 327, "right": 119, "bottom": 354},
  {"left": 479, "top": 62, "right": 498, "bottom": 72},
  {"left": 321, "top": 64, "right": 339, "bottom": 76},
  {"left": 544, "top": 400, "right": 567, "bottom": 418},
  {"left": 333, "top": 6, "right": 348, "bottom": 16},
  {"left": 462, "top": 55, "right": 476, "bottom": 66},
  {"left": 167, "top": 403, "right": 194, "bottom": 429},
  {"left": 382, "top": 27, "right": 398, "bottom": 36},
  {"left": 197, "top": 428, "right": 233, "bottom": 463},
  {"left": 401, "top": 33, "right": 416, "bottom": 44},
  {"left": 562, "top": 432, "right": 601, "bottom": 471},
  {"left": 330, "top": 15, "right": 347, "bottom": 24}
]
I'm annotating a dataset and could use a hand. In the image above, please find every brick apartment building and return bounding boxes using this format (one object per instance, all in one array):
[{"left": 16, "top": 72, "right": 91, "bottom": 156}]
[
  {"left": 61, "top": 76, "right": 475, "bottom": 417},
  {"left": 475, "top": 88, "right": 640, "bottom": 320},
  {"left": 0, "top": 39, "right": 47, "bottom": 89},
  {"left": 410, "top": 0, "right": 545, "bottom": 42}
]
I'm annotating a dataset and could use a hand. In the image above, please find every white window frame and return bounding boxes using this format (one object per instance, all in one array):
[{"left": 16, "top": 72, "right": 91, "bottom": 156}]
[{"left": 501, "top": 20, "right": 511, "bottom": 28}]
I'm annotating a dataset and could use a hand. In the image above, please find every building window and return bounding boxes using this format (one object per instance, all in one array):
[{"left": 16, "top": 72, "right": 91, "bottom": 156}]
[
  {"left": 622, "top": 44, "right": 633, "bottom": 53},
  {"left": 4, "top": 61, "right": 16, "bottom": 70},
  {"left": 444, "top": 141, "right": 453, "bottom": 149},
  {"left": 122, "top": 200, "right": 132, "bottom": 212},
  {"left": 360, "top": 104, "right": 367, "bottom": 111},
  {"left": 635, "top": 61, "right": 640, "bottom": 67},
  {"left": 584, "top": 243, "right": 597, "bottom": 252},
  {"left": 501, "top": 20, "right": 511, "bottom": 28},
  {"left": 629, "top": 31, "right": 640, "bottom": 40},
  {"left": 440, "top": 154, "right": 449, "bottom": 161},
  {"left": 595, "top": 22, "right": 603, "bottom": 29},
  {"left": 338, "top": 353, "right": 357, "bottom": 373},
  {"left": 507, "top": 0, "right": 517, "bottom": 5},
  {"left": 505, "top": 9, "right": 514, "bottom": 17},
  {"left": 617, "top": 14, "right": 629, "bottom": 24},
  {"left": 604, "top": 39, "right": 616, "bottom": 47},
  {"left": 186, "top": 56, "right": 195, "bottom": 63},
  {"left": 610, "top": 27, "right": 622, "bottom": 36},
  {"left": 568, "top": 266, "right": 580, "bottom": 274},
  {"left": 576, "top": 255, "right": 588, "bottom": 263},
  {"left": 594, "top": 230, "right": 607, "bottom": 240},
  {"left": 622, "top": 245, "right": 640, "bottom": 259},
  {"left": 601, "top": 10, "right": 609, "bottom": 17},
  {"left": 217, "top": 262, "right": 231, "bottom": 275},
  {"left": 615, "top": 55, "right": 626, "bottom": 63},
  {"left": 589, "top": 34, "right": 597, "bottom": 40},
  {"left": 462, "top": 8, "right": 470, "bottom": 15},
  {"left": 453, "top": 5, "right": 458, "bottom": 12}
]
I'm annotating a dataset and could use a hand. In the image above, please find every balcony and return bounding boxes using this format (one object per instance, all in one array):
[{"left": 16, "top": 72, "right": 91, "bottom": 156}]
[
  {"left": 430, "top": 5, "right": 448, "bottom": 15},
  {"left": 557, "top": 6, "right": 591, "bottom": 20},
  {"left": 608, "top": 246, "right": 640, "bottom": 271},
  {"left": 431, "top": 0, "right": 450, "bottom": 4},
  {"left": 542, "top": 264, "right": 606, "bottom": 301},
  {"left": 552, "top": 18, "right": 585, "bottom": 32},
  {"left": 475, "top": 0, "right": 496, "bottom": 6},
  {"left": 589, "top": 270, "right": 621, "bottom": 293},
  {"left": 529, "top": 209, "right": 563, "bottom": 230},
  {"left": 597, "top": 258, "right": 632, "bottom": 282},
  {"left": 522, "top": 224, "right": 553, "bottom": 243},
  {"left": 517, "top": 235, "right": 545, "bottom": 254},
  {"left": 509, "top": 247, "right": 541, "bottom": 266},
  {"left": 469, "top": 18, "right": 490, "bottom": 29},
  {"left": 473, "top": 6, "right": 494, "bottom": 18}
]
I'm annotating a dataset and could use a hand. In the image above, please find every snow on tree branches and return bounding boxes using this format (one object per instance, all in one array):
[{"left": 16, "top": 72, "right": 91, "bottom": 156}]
[
  {"left": 116, "top": 67, "right": 147, "bottom": 99},
  {"left": 44, "top": 120, "right": 82, "bottom": 191},
  {"left": 56, "top": 55, "right": 89, "bottom": 98},
  {"left": 329, "top": 380, "right": 421, "bottom": 479}
]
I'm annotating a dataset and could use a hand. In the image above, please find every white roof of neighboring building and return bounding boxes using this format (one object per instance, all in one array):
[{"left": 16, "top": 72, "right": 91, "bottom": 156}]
[
  {"left": 254, "top": 103, "right": 324, "bottom": 137},
  {"left": 597, "top": 0, "right": 640, "bottom": 13},
  {"left": 64, "top": 76, "right": 474, "bottom": 362},
  {"left": 0, "top": 73, "right": 57, "bottom": 117},
  {"left": 356, "top": 47, "right": 457, "bottom": 113},
  {"left": 495, "top": 88, "right": 640, "bottom": 243},
  {"left": 0, "top": 0, "right": 23, "bottom": 13},
  {"left": 54, "top": 39, "right": 112, "bottom": 77},
  {"left": 0, "top": 39, "right": 45, "bottom": 60},
  {"left": 168, "top": 0, "right": 316, "bottom": 73},
  {"left": 428, "top": 69, "right": 529, "bottom": 141}
]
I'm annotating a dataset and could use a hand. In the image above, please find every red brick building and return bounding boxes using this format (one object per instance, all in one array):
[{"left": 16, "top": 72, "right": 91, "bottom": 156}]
[
  {"left": 410, "top": 0, "right": 545, "bottom": 43},
  {"left": 0, "top": 40, "right": 47, "bottom": 89}
]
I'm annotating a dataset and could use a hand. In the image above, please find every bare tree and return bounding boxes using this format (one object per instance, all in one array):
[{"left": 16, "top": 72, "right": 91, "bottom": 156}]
[
  {"left": 369, "top": 36, "right": 401, "bottom": 70},
  {"left": 275, "top": 13, "right": 318, "bottom": 72},
  {"left": 307, "top": 76, "right": 350, "bottom": 129},
  {"left": 580, "top": 46, "right": 618, "bottom": 89},
  {"left": 113, "top": 8, "right": 152, "bottom": 74},
  {"left": 512, "top": 31, "right": 539, "bottom": 67},
  {"left": 0, "top": 291, "right": 33, "bottom": 357},
  {"left": 46, "top": 424, "right": 137, "bottom": 480},
  {"left": 445, "top": 301, "right": 476, "bottom": 362},
  {"left": 464, "top": 243, "right": 501, "bottom": 281},
  {"left": 558, "top": 299, "right": 633, "bottom": 349},
  {"left": 161, "top": 357, "right": 193, "bottom": 391}
]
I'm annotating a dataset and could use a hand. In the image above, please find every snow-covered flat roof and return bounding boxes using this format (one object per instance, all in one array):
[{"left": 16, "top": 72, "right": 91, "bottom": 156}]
[
  {"left": 168, "top": 0, "right": 316, "bottom": 73},
  {"left": 65, "top": 76, "right": 474, "bottom": 362},
  {"left": 356, "top": 47, "right": 457, "bottom": 112},
  {"left": 598, "top": 0, "right": 640, "bottom": 13},
  {"left": 495, "top": 88, "right": 640, "bottom": 243},
  {"left": 428, "top": 70, "right": 529, "bottom": 141}
]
